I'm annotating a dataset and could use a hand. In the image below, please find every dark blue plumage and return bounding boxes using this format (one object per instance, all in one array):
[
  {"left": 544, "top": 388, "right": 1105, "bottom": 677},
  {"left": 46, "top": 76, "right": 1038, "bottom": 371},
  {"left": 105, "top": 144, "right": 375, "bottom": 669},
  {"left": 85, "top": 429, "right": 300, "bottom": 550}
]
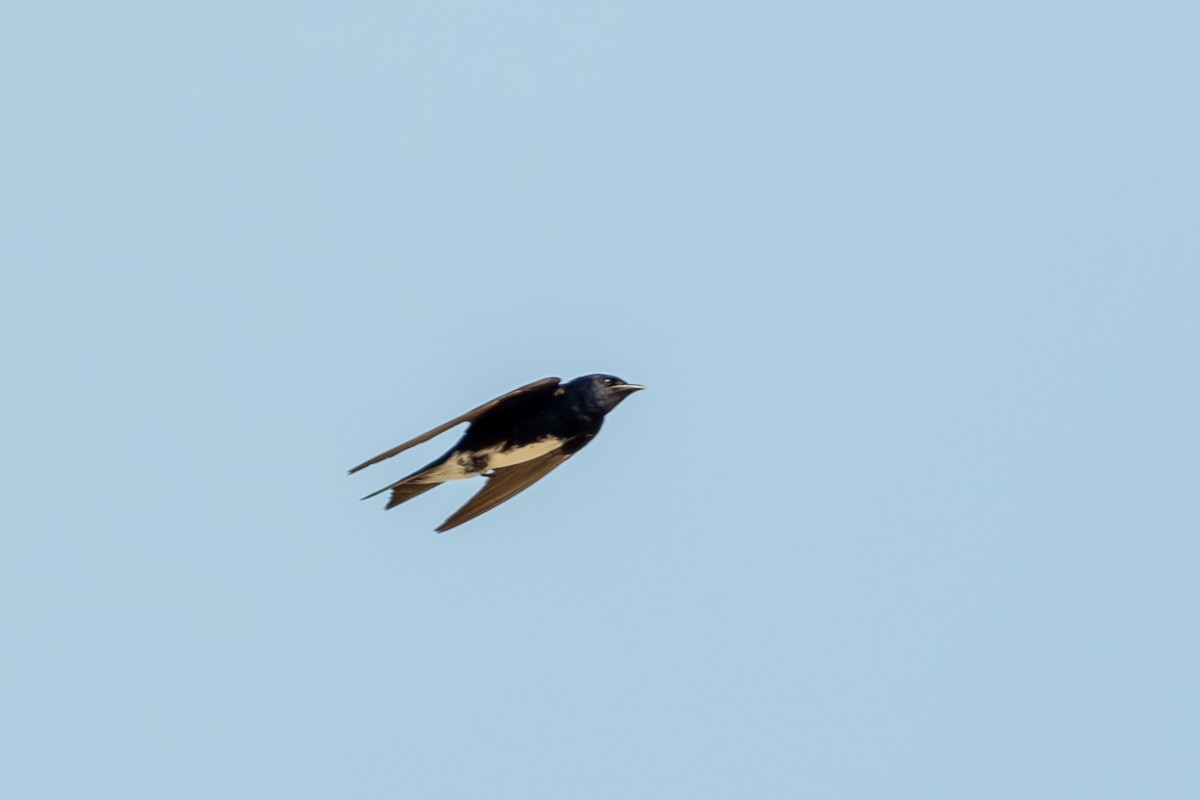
[{"left": 459, "top": 374, "right": 637, "bottom": 455}]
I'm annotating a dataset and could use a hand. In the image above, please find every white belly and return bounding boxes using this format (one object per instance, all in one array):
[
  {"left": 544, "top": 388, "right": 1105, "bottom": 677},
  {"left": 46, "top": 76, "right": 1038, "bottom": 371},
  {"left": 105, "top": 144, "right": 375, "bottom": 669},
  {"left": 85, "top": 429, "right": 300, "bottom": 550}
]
[
  {"left": 485, "top": 437, "right": 563, "bottom": 469},
  {"left": 424, "top": 437, "right": 563, "bottom": 481}
]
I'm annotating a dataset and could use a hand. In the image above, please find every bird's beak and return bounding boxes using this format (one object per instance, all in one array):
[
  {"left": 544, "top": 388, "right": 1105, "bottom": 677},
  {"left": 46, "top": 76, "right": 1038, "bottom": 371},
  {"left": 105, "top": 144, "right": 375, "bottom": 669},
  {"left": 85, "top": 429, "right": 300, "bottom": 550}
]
[{"left": 614, "top": 383, "right": 645, "bottom": 394}]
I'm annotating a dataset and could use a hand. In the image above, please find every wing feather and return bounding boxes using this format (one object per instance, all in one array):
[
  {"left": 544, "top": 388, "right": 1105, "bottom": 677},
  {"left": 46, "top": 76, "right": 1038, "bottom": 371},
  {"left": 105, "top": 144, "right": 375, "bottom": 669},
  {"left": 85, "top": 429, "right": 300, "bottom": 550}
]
[
  {"left": 435, "top": 451, "right": 571, "bottom": 533},
  {"left": 347, "top": 377, "right": 561, "bottom": 474}
]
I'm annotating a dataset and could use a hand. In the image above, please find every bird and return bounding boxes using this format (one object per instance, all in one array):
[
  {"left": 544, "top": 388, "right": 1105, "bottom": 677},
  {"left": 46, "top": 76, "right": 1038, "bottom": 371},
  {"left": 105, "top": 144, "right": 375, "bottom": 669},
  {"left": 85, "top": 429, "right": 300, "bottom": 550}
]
[{"left": 349, "top": 374, "right": 644, "bottom": 533}]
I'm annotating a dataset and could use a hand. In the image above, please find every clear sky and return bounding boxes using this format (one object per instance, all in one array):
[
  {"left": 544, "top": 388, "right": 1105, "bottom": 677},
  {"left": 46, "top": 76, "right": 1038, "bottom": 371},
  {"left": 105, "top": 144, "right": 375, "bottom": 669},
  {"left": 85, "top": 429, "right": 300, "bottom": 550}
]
[{"left": 2, "top": 2, "right": 1197, "bottom": 798}]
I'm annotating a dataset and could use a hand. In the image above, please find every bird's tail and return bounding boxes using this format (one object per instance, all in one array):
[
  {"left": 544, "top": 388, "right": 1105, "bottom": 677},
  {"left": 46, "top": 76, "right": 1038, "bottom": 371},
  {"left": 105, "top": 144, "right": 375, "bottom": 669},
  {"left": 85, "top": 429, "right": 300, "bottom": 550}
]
[{"left": 361, "top": 471, "right": 444, "bottom": 510}]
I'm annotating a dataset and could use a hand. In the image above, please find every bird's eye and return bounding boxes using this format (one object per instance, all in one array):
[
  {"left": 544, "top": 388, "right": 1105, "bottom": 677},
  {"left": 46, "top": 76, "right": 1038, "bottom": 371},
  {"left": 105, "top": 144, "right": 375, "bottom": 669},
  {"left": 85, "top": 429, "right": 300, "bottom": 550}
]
[{"left": 605, "top": 378, "right": 615, "bottom": 385}]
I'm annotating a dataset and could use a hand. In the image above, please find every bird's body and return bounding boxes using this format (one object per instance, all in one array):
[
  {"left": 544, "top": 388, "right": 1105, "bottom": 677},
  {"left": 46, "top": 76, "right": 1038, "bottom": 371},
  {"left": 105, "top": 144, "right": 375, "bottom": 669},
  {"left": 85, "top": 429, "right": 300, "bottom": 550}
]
[{"left": 349, "top": 374, "right": 643, "bottom": 532}]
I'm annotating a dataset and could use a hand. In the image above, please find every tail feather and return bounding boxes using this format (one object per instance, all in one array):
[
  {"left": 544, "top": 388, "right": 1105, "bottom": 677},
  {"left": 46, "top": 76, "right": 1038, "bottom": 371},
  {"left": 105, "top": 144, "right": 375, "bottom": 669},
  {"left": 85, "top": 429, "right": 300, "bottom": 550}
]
[
  {"left": 384, "top": 480, "right": 440, "bottom": 509},
  {"left": 358, "top": 449, "right": 456, "bottom": 510},
  {"left": 361, "top": 476, "right": 443, "bottom": 509}
]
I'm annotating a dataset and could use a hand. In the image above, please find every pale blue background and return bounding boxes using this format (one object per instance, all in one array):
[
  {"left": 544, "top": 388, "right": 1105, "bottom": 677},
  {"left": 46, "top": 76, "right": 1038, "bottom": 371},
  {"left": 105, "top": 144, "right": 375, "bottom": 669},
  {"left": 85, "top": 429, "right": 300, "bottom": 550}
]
[{"left": 2, "top": 2, "right": 1197, "bottom": 797}]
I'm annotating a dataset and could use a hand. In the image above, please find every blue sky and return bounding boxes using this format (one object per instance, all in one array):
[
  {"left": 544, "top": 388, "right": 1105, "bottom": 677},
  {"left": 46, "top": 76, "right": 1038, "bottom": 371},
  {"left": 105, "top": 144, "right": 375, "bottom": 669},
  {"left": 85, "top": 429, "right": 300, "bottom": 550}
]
[{"left": 2, "top": 2, "right": 1198, "bottom": 797}]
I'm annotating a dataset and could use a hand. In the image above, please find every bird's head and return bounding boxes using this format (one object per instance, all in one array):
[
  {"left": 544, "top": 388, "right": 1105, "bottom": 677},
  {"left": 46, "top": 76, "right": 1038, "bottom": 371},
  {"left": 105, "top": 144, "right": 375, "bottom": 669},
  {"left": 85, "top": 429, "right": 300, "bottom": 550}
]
[{"left": 568, "top": 374, "right": 645, "bottom": 414}]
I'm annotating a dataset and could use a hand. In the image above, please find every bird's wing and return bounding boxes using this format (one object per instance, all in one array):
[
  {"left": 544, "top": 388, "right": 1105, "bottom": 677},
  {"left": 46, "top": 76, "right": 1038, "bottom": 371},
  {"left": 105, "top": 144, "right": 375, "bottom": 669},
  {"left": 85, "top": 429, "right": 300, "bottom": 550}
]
[
  {"left": 435, "top": 451, "right": 572, "bottom": 533},
  {"left": 348, "top": 377, "right": 561, "bottom": 474}
]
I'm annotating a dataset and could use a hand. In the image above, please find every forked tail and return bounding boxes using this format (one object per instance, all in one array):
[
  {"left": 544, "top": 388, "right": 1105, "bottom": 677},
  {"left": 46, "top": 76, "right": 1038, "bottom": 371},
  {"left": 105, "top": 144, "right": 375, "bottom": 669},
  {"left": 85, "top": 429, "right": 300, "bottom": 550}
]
[{"left": 361, "top": 473, "right": 443, "bottom": 510}]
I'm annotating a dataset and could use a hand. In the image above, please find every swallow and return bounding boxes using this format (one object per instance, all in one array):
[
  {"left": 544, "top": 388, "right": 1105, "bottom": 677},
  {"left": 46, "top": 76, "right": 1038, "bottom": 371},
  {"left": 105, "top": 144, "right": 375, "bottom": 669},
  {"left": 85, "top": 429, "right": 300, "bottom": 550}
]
[{"left": 349, "top": 374, "right": 644, "bottom": 532}]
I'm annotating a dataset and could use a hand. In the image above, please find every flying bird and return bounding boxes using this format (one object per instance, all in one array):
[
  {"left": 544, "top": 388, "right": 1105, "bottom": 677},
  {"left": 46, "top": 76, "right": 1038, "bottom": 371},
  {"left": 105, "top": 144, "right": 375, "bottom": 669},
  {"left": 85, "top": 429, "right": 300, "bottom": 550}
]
[{"left": 349, "top": 374, "right": 644, "bottom": 532}]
